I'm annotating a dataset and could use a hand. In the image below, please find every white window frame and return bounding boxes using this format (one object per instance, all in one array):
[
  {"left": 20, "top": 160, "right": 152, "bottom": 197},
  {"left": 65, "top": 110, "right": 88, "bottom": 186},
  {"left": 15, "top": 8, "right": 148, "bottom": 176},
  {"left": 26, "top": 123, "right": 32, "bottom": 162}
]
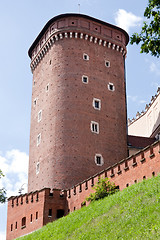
[
  {"left": 82, "top": 75, "right": 88, "bottom": 84},
  {"left": 95, "top": 154, "right": 104, "bottom": 166},
  {"left": 105, "top": 60, "right": 110, "bottom": 68},
  {"left": 93, "top": 98, "right": 101, "bottom": 110},
  {"left": 108, "top": 82, "right": 115, "bottom": 91},
  {"left": 38, "top": 110, "right": 42, "bottom": 122},
  {"left": 83, "top": 53, "right": 89, "bottom": 61},
  {"left": 36, "top": 162, "right": 40, "bottom": 175},
  {"left": 91, "top": 121, "right": 99, "bottom": 134},
  {"left": 37, "top": 133, "right": 41, "bottom": 146}
]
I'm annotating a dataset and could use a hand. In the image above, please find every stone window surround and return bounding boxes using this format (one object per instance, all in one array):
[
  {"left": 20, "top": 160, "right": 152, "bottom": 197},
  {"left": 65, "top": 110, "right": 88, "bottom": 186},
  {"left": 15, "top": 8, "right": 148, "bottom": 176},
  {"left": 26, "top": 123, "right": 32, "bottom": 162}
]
[
  {"left": 93, "top": 98, "right": 101, "bottom": 110},
  {"left": 91, "top": 121, "right": 99, "bottom": 134},
  {"left": 95, "top": 154, "right": 104, "bottom": 166}
]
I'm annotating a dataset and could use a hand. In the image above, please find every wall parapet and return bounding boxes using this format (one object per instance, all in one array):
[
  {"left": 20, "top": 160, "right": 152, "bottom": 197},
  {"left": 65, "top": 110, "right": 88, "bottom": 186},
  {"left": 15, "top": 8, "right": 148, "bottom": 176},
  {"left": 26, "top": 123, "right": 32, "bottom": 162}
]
[
  {"left": 128, "top": 87, "right": 160, "bottom": 127},
  {"left": 66, "top": 140, "right": 160, "bottom": 211}
]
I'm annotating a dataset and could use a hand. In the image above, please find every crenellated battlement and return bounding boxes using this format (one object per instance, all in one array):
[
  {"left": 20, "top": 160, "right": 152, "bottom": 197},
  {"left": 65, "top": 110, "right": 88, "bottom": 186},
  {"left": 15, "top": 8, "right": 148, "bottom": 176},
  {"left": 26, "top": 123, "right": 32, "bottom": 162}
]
[
  {"left": 128, "top": 87, "right": 160, "bottom": 126},
  {"left": 66, "top": 140, "right": 160, "bottom": 211},
  {"left": 28, "top": 13, "right": 128, "bottom": 72}
]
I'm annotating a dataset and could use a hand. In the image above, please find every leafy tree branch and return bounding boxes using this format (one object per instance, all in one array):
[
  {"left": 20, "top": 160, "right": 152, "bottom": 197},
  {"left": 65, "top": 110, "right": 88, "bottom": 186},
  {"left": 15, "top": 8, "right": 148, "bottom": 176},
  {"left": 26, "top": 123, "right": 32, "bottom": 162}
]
[{"left": 130, "top": 0, "right": 160, "bottom": 57}]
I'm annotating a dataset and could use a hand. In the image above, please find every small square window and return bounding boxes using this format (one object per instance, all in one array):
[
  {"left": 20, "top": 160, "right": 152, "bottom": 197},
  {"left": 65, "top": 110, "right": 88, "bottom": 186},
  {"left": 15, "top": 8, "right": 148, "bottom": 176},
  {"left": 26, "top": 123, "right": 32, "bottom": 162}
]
[
  {"left": 38, "top": 110, "right": 42, "bottom": 122},
  {"left": 105, "top": 61, "right": 110, "bottom": 67},
  {"left": 93, "top": 98, "right": 101, "bottom": 110},
  {"left": 108, "top": 83, "right": 115, "bottom": 91},
  {"left": 82, "top": 75, "right": 88, "bottom": 84},
  {"left": 36, "top": 162, "right": 40, "bottom": 174},
  {"left": 33, "top": 98, "right": 37, "bottom": 106},
  {"left": 83, "top": 53, "right": 89, "bottom": 61},
  {"left": 91, "top": 121, "right": 99, "bottom": 134},
  {"left": 95, "top": 154, "right": 103, "bottom": 166},
  {"left": 37, "top": 134, "right": 41, "bottom": 146}
]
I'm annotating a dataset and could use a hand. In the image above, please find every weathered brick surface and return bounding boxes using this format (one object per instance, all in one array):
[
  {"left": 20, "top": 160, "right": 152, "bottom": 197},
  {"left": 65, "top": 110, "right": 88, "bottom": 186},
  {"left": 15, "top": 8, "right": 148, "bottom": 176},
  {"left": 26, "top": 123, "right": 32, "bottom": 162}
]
[
  {"left": 6, "top": 189, "right": 67, "bottom": 240},
  {"left": 7, "top": 141, "right": 160, "bottom": 240},
  {"left": 28, "top": 14, "right": 128, "bottom": 192},
  {"left": 66, "top": 141, "right": 160, "bottom": 212}
]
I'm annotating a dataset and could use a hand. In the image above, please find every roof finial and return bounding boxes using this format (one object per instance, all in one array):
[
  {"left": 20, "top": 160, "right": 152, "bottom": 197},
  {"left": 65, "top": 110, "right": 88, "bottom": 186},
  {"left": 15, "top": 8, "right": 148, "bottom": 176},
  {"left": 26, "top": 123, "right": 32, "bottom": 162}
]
[{"left": 78, "top": 3, "right": 80, "bottom": 13}]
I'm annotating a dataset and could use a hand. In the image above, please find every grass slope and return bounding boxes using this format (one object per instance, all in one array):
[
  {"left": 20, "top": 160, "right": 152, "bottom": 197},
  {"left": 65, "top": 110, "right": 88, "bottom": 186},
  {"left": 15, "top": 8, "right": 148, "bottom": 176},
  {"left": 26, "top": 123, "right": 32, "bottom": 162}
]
[{"left": 19, "top": 175, "right": 160, "bottom": 240}]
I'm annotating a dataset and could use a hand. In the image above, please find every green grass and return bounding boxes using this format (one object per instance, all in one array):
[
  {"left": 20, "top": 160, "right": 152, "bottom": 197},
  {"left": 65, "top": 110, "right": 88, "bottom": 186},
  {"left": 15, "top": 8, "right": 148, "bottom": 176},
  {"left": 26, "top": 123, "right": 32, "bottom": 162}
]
[{"left": 18, "top": 175, "right": 160, "bottom": 240}]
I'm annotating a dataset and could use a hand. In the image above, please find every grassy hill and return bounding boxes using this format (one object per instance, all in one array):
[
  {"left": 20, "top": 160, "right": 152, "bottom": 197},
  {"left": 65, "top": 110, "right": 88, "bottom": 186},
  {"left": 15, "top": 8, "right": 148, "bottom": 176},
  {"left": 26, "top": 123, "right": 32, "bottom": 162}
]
[{"left": 19, "top": 175, "right": 160, "bottom": 240}]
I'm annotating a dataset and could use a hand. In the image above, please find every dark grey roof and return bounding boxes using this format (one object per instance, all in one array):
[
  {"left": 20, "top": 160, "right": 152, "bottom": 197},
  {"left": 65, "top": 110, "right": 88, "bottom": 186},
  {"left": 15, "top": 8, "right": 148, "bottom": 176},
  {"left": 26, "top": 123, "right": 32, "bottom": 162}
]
[{"left": 28, "top": 13, "right": 129, "bottom": 58}]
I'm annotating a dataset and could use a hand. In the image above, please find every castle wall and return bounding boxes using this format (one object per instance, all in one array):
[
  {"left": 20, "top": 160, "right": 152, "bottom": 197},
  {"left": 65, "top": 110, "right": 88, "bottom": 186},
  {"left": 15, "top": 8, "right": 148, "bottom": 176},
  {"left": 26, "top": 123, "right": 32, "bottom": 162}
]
[
  {"left": 28, "top": 14, "right": 128, "bottom": 192},
  {"left": 6, "top": 189, "right": 67, "bottom": 240},
  {"left": 7, "top": 141, "right": 160, "bottom": 240},
  {"left": 66, "top": 140, "right": 160, "bottom": 212},
  {"left": 128, "top": 89, "right": 160, "bottom": 138}
]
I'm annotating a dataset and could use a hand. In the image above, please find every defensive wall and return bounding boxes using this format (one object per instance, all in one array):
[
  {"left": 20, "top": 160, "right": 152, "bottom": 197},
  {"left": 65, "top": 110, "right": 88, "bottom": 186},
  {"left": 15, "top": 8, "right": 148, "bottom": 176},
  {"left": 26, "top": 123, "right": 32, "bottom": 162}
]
[
  {"left": 66, "top": 140, "right": 160, "bottom": 211},
  {"left": 7, "top": 140, "right": 160, "bottom": 239},
  {"left": 6, "top": 189, "right": 67, "bottom": 240}
]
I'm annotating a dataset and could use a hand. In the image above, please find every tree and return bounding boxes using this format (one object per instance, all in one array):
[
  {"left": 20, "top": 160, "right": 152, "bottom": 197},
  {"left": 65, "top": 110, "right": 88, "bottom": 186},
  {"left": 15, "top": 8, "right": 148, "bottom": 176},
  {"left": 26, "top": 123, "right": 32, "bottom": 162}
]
[
  {"left": 86, "top": 177, "right": 118, "bottom": 202},
  {"left": 0, "top": 170, "right": 7, "bottom": 203},
  {"left": 130, "top": 0, "right": 160, "bottom": 57}
]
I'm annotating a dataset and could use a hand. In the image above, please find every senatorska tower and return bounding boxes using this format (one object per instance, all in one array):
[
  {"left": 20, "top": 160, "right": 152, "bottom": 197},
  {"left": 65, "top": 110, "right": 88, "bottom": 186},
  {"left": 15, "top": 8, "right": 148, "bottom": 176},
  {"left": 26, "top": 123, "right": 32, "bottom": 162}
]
[{"left": 28, "top": 13, "right": 129, "bottom": 192}]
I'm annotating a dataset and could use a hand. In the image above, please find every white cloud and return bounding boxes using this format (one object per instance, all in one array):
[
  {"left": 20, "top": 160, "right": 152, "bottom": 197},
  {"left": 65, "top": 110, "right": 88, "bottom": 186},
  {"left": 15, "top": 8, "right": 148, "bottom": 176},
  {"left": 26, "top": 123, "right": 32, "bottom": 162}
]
[
  {"left": 0, "top": 232, "right": 6, "bottom": 240},
  {"left": 0, "top": 149, "right": 28, "bottom": 197},
  {"left": 127, "top": 95, "right": 138, "bottom": 102},
  {"left": 150, "top": 62, "right": 160, "bottom": 76},
  {"left": 127, "top": 95, "right": 146, "bottom": 105},
  {"left": 115, "top": 9, "right": 142, "bottom": 33}
]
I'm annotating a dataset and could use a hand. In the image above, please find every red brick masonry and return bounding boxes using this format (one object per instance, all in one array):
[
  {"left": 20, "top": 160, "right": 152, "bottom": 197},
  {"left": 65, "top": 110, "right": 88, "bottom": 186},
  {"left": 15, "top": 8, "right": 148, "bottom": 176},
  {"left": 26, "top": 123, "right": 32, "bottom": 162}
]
[{"left": 7, "top": 140, "right": 160, "bottom": 240}]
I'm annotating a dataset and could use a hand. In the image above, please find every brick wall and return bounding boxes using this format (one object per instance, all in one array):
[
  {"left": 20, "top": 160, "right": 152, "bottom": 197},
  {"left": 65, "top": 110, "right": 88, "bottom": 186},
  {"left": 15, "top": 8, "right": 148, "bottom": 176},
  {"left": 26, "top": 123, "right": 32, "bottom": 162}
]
[
  {"left": 28, "top": 14, "right": 128, "bottom": 192},
  {"left": 6, "top": 188, "right": 66, "bottom": 240},
  {"left": 66, "top": 140, "right": 160, "bottom": 212}
]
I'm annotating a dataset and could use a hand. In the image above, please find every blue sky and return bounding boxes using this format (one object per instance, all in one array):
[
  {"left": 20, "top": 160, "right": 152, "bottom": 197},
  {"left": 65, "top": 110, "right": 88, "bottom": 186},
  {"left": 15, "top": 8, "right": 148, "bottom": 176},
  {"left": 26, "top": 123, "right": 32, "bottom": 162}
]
[{"left": 0, "top": 0, "right": 159, "bottom": 239}]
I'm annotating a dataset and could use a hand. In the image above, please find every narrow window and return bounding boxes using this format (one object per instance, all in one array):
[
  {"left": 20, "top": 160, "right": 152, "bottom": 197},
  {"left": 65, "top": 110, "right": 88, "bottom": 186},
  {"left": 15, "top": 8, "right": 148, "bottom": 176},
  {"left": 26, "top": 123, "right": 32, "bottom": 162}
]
[
  {"left": 30, "top": 214, "right": 32, "bottom": 222},
  {"left": 48, "top": 209, "right": 52, "bottom": 217},
  {"left": 91, "top": 121, "right": 99, "bottom": 134},
  {"left": 152, "top": 172, "right": 155, "bottom": 177},
  {"left": 36, "top": 193, "right": 39, "bottom": 201},
  {"left": 37, "top": 133, "right": 41, "bottom": 146},
  {"left": 21, "top": 217, "right": 26, "bottom": 228},
  {"left": 108, "top": 83, "right": 115, "bottom": 91},
  {"left": 82, "top": 75, "right": 88, "bottom": 84},
  {"left": 105, "top": 61, "right": 110, "bottom": 67},
  {"left": 33, "top": 80, "right": 36, "bottom": 86},
  {"left": 93, "top": 98, "right": 101, "bottom": 110},
  {"left": 11, "top": 224, "right": 13, "bottom": 231},
  {"left": 95, "top": 154, "right": 104, "bottom": 166},
  {"left": 143, "top": 176, "right": 146, "bottom": 180},
  {"left": 33, "top": 98, "right": 37, "bottom": 106},
  {"left": 15, "top": 222, "right": 17, "bottom": 229},
  {"left": 126, "top": 183, "right": 129, "bottom": 187},
  {"left": 83, "top": 53, "right": 89, "bottom": 60},
  {"left": 46, "top": 84, "right": 49, "bottom": 92},
  {"left": 36, "top": 212, "right": 38, "bottom": 220},
  {"left": 36, "top": 162, "right": 40, "bottom": 174},
  {"left": 38, "top": 110, "right": 42, "bottom": 122}
]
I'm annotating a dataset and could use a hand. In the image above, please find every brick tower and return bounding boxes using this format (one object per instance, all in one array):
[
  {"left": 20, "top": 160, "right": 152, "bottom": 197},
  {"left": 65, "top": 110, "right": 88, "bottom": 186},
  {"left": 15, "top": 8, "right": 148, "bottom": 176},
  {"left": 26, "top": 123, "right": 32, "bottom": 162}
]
[{"left": 28, "top": 13, "right": 129, "bottom": 192}]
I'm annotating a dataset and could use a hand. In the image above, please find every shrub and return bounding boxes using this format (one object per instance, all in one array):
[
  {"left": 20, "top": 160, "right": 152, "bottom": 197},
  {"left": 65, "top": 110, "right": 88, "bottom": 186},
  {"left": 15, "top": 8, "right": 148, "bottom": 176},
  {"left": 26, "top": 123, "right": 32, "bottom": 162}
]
[{"left": 86, "top": 177, "right": 118, "bottom": 202}]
